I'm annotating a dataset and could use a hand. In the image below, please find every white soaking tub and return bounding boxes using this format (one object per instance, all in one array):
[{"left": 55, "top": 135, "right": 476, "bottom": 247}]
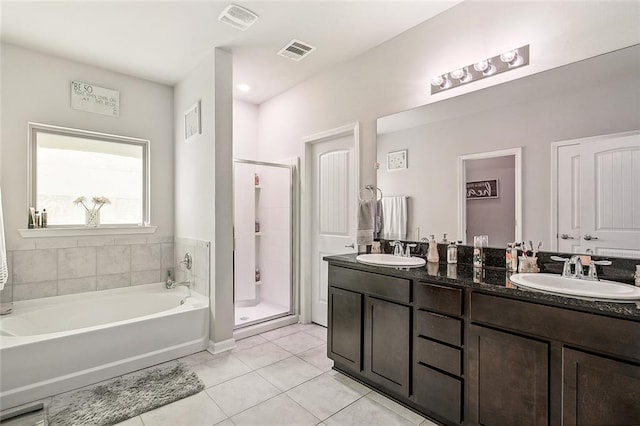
[{"left": 0, "top": 282, "right": 209, "bottom": 410}]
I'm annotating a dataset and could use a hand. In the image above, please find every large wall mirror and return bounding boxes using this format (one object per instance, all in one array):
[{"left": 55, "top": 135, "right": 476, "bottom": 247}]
[{"left": 376, "top": 44, "right": 640, "bottom": 255}]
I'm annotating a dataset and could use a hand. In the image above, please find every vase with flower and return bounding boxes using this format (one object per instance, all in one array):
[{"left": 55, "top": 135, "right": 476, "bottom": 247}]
[{"left": 73, "top": 196, "right": 111, "bottom": 227}]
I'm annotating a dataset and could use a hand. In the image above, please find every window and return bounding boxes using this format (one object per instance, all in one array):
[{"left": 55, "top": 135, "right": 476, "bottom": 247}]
[{"left": 28, "top": 123, "right": 150, "bottom": 227}]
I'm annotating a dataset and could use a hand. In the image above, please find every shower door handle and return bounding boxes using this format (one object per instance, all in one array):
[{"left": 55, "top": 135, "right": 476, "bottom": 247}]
[{"left": 345, "top": 243, "right": 355, "bottom": 248}]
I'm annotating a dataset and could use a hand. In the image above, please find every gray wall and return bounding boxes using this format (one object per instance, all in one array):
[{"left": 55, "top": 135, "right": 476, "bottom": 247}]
[
  {"left": 0, "top": 43, "right": 175, "bottom": 301},
  {"left": 466, "top": 156, "right": 515, "bottom": 247},
  {"left": 1, "top": 43, "right": 175, "bottom": 250}
]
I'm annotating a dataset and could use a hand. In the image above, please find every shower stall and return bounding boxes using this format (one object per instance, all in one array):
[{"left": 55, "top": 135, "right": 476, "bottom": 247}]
[{"left": 233, "top": 159, "right": 294, "bottom": 328}]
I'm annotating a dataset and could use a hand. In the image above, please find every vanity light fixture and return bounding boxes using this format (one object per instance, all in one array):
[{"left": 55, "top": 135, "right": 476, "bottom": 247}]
[
  {"left": 450, "top": 67, "right": 470, "bottom": 82},
  {"left": 431, "top": 44, "right": 529, "bottom": 94}
]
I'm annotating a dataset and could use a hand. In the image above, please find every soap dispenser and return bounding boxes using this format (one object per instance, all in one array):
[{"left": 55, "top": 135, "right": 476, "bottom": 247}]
[{"left": 427, "top": 234, "right": 439, "bottom": 263}]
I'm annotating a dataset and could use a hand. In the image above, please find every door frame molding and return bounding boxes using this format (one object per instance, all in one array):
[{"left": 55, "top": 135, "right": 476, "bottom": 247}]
[
  {"left": 457, "top": 147, "right": 522, "bottom": 245},
  {"left": 550, "top": 129, "right": 640, "bottom": 252},
  {"left": 300, "top": 122, "right": 360, "bottom": 324}
]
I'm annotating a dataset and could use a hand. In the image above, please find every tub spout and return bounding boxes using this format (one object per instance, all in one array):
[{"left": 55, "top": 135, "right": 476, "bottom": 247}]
[{"left": 166, "top": 278, "right": 191, "bottom": 297}]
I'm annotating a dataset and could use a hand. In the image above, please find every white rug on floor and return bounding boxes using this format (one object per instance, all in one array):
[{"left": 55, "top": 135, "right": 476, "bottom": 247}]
[{"left": 47, "top": 362, "right": 204, "bottom": 426}]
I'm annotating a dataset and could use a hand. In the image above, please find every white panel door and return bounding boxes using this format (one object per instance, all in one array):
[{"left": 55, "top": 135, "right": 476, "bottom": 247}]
[
  {"left": 581, "top": 132, "right": 640, "bottom": 258},
  {"left": 311, "top": 135, "right": 356, "bottom": 326},
  {"left": 557, "top": 144, "right": 582, "bottom": 253},
  {"left": 557, "top": 131, "right": 640, "bottom": 257}
]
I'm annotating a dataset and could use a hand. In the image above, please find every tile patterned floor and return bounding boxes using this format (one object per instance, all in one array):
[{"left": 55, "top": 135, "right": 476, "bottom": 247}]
[{"left": 5, "top": 323, "right": 439, "bottom": 426}]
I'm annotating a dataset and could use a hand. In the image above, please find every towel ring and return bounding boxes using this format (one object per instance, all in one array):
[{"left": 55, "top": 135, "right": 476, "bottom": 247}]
[{"left": 360, "top": 185, "right": 383, "bottom": 201}]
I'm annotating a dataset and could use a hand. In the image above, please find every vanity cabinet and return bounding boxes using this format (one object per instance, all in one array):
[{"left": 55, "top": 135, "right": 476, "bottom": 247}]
[
  {"left": 562, "top": 348, "right": 640, "bottom": 425},
  {"left": 469, "top": 291, "right": 640, "bottom": 426},
  {"left": 364, "top": 296, "right": 411, "bottom": 396},
  {"left": 327, "top": 286, "right": 362, "bottom": 372},
  {"left": 467, "top": 324, "right": 549, "bottom": 426},
  {"left": 326, "top": 259, "right": 640, "bottom": 426},
  {"left": 414, "top": 281, "right": 464, "bottom": 425},
  {"left": 327, "top": 265, "right": 411, "bottom": 397}
]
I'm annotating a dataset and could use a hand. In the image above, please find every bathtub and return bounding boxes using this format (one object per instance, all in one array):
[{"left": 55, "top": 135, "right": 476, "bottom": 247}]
[{"left": 0, "top": 282, "right": 209, "bottom": 410}]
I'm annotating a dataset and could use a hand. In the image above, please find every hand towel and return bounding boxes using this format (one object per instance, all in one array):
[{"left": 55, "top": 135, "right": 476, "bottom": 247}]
[
  {"left": 381, "top": 196, "right": 407, "bottom": 240},
  {"left": 357, "top": 198, "right": 375, "bottom": 246},
  {"left": 0, "top": 188, "right": 7, "bottom": 290},
  {"left": 375, "top": 199, "right": 383, "bottom": 238}
]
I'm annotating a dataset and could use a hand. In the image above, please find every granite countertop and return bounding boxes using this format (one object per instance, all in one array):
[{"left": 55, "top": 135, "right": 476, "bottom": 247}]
[{"left": 324, "top": 253, "right": 640, "bottom": 321}]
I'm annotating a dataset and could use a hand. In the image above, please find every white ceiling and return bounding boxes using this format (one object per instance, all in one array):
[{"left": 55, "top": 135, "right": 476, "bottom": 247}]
[{"left": 0, "top": 1, "right": 462, "bottom": 104}]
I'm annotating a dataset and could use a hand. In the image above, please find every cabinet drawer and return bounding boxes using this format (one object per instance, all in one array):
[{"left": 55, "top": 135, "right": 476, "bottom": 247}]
[
  {"left": 415, "top": 282, "right": 462, "bottom": 316},
  {"left": 414, "top": 363, "right": 462, "bottom": 425},
  {"left": 329, "top": 266, "right": 410, "bottom": 304},
  {"left": 416, "top": 310, "right": 462, "bottom": 347},
  {"left": 470, "top": 292, "right": 640, "bottom": 362},
  {"left": 415, "top": 336, "right": 462, "bottom": 376}
]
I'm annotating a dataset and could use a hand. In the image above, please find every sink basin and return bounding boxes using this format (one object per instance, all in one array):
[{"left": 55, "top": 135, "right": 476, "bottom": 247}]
[
  {"left": 509, "top": 273, "right": 640, "bottom": 302},
  {"left": 356, "top": 253, "right": 426, "bottom": 268}
]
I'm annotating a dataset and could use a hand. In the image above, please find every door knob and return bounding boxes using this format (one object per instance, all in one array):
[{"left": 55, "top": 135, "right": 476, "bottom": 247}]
[
  {"left": 583, "top": 234, "right": 598, "bottom": 241},
  {"left": 345, "top": 243, "right": 355, "bottom": 248},
  {"left": 560, "top": 234, "right": 575, "bottom": 240}
]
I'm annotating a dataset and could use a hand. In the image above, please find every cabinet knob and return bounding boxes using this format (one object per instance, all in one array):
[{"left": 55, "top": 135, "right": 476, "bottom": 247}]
[
  {"left": 583, "top": 234, "right": 598, "bottom": 241},
  {"left": 560, "top": 233, "right": 575, "bottom": 240}
]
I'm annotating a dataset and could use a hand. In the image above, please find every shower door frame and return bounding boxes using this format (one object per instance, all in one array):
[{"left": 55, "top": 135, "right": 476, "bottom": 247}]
[{"left": 232, "top": 158, "right": 296, "bottom": 329}]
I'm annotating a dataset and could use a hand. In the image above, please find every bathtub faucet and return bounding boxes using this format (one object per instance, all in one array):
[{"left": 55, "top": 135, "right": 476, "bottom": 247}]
[{"left": 166, "top": 277, "right": 191, "bottom": 297}]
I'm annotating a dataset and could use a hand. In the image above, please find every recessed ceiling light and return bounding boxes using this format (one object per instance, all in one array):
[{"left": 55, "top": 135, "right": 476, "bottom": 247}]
[{"left": 237, "top": 84, "right": 251, "bottom": 92}]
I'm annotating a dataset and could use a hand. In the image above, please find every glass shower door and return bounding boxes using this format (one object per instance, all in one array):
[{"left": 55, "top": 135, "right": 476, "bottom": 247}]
[{"left": 233, "top": 159, "right": 293, "bottom": 328}]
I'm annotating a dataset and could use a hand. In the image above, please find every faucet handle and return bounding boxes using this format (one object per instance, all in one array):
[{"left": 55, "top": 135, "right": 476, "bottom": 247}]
[
  {"left": 592, "top": 260, "right": 612, "bottom": 266},
  {"left": 404, "top": 243, "right": 417, "bottom": 257},
  {"left": 550, "top": 256, "right": 570, "bottom": 262}
]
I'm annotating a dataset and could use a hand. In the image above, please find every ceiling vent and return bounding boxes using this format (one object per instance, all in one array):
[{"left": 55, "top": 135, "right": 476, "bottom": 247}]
[
  {"left": 278, "top": 39, "right": 316, "bottom": 61},
  {"left": 218, "top": 4, "right": 258, "bottom": 31}
]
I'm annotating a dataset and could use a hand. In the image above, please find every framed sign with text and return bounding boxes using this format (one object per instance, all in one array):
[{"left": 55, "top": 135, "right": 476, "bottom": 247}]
[{"left": 466, "top": 179, "right": 499, "bottom": 199}]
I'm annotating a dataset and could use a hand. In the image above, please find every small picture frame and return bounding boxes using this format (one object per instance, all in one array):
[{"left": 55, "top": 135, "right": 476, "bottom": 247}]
[
  {"left": 184, "top": 101, "right": 201, "bottom": 141},
  {"left": 387, "top": 149, "right": 408, "bottom": 171},
  {"left": 466, "top": 179, "right": 499, "bottom": 199}
]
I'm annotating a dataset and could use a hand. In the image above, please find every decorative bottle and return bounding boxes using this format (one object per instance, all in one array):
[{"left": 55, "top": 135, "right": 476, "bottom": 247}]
[
  {"left": 473, "top": 235, "right": 484, "bottom": 268},
  {"left": 427, "top": 234, "right": 439, "bottom": 263},
  {"left": 447, "top": 241, "right": 457, "bottom": 264},
  {"left": 505, "top": 243, "right": 518, "bottom": 271}
]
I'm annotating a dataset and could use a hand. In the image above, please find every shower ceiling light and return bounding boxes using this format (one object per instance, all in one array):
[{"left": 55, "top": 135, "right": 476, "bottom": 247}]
[{"left": 431, "top": 44, "right": 529, "bottom": 94}]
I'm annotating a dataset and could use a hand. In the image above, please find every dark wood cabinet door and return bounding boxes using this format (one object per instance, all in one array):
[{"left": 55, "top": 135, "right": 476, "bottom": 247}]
[
  {"left": 364, "top": 296, "right": 411, "bottom": 397},
  {"left": 468, "top": 325, "right": 549, "bottom": 426},
  {"left": 562, "top": 348, "right": 640, "bottom": 426},
  {"left": 327, "top": 286, "right": 362, "bottom": 372}
]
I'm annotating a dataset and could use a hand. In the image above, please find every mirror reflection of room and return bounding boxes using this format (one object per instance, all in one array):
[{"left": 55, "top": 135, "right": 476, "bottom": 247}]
[{"left": 377, "top": 45, "right": 640, "bottom": 255}]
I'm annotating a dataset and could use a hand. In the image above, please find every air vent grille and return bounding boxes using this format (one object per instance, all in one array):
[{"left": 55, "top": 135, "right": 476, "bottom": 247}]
[
  {"left": 278, "top": 39, "right": 316, "bottom": 61},
  {"left": 218, "top": 4, "right": 258, "bottom": 31}
]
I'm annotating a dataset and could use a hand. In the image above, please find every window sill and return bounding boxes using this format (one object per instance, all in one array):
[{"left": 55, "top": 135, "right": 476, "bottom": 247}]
[{"left": 18, "top": 226, "right": 158, "bottom": 238}]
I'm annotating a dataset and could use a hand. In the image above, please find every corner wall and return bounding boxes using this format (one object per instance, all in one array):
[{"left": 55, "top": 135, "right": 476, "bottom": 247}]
[{"left": 173, "top": 48, "right": 233, "bottom": 350}]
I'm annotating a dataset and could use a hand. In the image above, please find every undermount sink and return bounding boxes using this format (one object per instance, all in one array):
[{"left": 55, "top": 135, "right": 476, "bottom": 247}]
[
  {"left": 509, "top": 273, "right": 640, "bottom": 302},
  {"left": 356, "top": 253, "right": 426, "bottom": 268}
]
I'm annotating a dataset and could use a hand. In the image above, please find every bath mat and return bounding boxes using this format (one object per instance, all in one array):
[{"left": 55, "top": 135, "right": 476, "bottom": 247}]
[{"left": 47, "top": 362, "right": 204, "bottom": 426}]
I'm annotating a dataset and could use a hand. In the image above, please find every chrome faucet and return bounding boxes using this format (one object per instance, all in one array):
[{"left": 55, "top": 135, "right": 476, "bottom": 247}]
[
  {"left": 166, "top": 276, "right": 192, "bottom": 297},
  {"left": 569, "top": 255, "right": 584, "bottom": 279},
  {"left": 551, "top": 255, "right": 611, "bottom": 281},
  {"left": 391, "top": 241, "right": 404, "bottom": 256}
]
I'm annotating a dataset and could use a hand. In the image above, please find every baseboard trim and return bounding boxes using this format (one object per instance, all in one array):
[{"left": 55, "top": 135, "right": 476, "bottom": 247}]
[{"left": 207, "top": 338, "right": 236, "bottom": 355}]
